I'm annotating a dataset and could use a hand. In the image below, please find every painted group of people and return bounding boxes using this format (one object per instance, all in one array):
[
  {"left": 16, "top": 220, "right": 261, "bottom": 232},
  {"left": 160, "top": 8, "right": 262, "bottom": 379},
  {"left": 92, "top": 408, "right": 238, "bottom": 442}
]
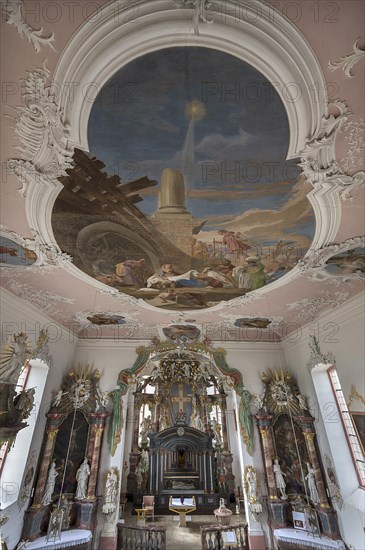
[{"left": 146, "top": 257, "right": 268, "bottom": 292}]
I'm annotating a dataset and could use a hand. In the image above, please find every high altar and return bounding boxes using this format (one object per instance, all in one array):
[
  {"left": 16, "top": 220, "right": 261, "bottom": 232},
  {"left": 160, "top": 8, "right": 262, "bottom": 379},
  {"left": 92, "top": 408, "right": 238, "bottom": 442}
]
[{"left": 126, "top": 347, "right": 236, "bottom": 510}]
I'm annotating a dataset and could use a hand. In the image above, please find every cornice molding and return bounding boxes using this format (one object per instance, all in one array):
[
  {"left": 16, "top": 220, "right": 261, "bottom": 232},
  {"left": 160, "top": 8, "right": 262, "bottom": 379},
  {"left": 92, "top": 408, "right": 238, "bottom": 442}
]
[
  {"left": 0, "top": 287, "right": 79, "bottom": 347},
  {"left": 281, "top": 291, "right": 365, "bottom": 351}
]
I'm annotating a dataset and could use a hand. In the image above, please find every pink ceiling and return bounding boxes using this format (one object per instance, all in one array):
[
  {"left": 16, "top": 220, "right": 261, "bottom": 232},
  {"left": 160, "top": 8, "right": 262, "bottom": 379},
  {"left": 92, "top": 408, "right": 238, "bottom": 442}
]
[{"left": 1, "top": 0, "right": 364, "bottom": 341}]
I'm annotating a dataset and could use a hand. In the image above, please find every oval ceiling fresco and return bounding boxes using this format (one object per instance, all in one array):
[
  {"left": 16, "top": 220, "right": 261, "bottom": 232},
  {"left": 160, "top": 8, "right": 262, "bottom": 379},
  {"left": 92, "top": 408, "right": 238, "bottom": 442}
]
[{"left": 52, "top": 47, "right": 315, "bottom": 310}]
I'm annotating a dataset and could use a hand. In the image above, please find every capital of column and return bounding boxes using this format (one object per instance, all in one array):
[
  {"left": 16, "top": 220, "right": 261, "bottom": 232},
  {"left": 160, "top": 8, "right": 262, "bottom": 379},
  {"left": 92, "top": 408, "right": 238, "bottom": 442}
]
[{"left": 45, "top": 428, "right": 59, "bottom": 441}]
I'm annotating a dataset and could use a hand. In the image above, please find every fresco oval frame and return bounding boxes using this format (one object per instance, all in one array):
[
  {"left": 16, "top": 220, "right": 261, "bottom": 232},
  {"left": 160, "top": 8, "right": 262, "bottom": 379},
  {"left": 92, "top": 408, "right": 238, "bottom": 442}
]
[{"left": 23, "top": 0, "right": 342, "bottom": 313}]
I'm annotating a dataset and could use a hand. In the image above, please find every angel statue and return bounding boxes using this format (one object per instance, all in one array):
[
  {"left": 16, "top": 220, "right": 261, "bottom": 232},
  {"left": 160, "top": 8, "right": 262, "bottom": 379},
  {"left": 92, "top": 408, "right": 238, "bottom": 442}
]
[{"left": 0, "top": 333, "right": 31, "bottom": 384}]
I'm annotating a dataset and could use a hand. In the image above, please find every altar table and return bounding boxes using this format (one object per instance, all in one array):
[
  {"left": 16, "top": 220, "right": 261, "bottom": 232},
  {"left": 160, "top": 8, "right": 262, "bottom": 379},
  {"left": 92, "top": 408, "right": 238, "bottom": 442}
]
[
  {"left": 274, "top": 529, "right": 345, "bottom": 550},
  {"left": 22, "top": 529, "right": 92, "bottom": 549},
  {"left": 169, "top": 496, "right": 196, "bottom": 527},
  {"left": 135, "top": 508, "right": 148, "bottom": 521}
]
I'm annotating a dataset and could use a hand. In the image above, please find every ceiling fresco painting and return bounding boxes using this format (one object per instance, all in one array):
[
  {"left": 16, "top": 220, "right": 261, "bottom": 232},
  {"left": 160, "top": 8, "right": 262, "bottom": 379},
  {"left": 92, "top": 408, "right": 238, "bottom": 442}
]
[
  {"left": 52, "top": 46, "right": 316, "bottom": 310},
  {"left": 324, "top": 247, "right": 365, "bottom": 276},
  {"left": 0, "top": 237, "right": 37, "bottom": 267}
]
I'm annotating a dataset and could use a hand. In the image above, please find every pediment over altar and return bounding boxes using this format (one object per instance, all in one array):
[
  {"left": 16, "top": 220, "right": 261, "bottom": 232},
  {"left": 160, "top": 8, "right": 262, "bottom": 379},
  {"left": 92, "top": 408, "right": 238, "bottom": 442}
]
[{"left": 149, "top": 423, "right": 213, "bottom": 452}]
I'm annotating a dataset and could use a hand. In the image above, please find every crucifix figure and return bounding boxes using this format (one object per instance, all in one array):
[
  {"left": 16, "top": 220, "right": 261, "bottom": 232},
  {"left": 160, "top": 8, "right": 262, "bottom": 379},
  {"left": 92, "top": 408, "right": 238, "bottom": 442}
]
[{"left": 171, "top": 383, "right": 192, "bottom": 422}]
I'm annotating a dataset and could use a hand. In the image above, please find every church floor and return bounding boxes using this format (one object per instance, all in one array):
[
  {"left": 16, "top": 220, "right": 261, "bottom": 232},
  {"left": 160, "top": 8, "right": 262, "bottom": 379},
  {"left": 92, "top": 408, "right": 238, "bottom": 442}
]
[{"left": 121, "top": 504, "right": 246, "bottom": 550}]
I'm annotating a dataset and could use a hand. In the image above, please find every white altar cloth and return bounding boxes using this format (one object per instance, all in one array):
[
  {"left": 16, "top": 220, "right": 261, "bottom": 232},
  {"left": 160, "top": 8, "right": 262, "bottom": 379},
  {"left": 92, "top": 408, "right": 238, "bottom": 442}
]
[
  {"left": 23, "top": 530, "right": 92, "bottom": 549},
  {"left": 274, "top": 529, "right": 345, "bottom": 549}
]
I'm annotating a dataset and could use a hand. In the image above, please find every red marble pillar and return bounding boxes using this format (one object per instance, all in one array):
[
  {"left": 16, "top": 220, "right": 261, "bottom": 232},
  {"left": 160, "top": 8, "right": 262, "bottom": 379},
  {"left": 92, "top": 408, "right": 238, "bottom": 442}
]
[
  {"left": 303, "top": 431, "right": 329, "bottom": 507},
  {"left": 86, "top": 419, "right": 107, "bottom": 500},
  {"left": 132, "top": 394, "right": 142, "bottom": 451},
  {"left": 256, "top": 413, "right": 277, "bottom": 501},
  {"left": 31, "top": 413, "right": 64, "bottom": 508},
  {"left": 219, "top": 394, "right": 229, "bottom": 450}
]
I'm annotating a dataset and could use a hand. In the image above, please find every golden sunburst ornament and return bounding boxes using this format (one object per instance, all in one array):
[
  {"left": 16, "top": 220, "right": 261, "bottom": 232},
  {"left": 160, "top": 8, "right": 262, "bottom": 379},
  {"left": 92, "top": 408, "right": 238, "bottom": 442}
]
[{"left": 262, "top": 368, "right": 301, "bottom": 417}]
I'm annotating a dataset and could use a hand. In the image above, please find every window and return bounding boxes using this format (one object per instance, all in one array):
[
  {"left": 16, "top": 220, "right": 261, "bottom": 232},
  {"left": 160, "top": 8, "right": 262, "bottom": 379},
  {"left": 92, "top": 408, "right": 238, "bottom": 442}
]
[
  {"left": 0, "top": 358, "right": 49, "bottom": 510},
  {"left": 328, "top": 367, "right": 365, "bottom": 486},
  {"left": 0, "top": 361, "right": 31, "bottom": 474}
]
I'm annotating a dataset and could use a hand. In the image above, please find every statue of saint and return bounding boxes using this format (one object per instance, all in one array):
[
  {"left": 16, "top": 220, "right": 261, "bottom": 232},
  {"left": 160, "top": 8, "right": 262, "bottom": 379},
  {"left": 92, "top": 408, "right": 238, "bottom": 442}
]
[
  {"left": 75, "top": 457, "right": 90, "bottom": 500},
  {"left": 273, "top": 459, "right": 287, "bottom": 500},
  {"left": 41, "top": 460, "right": 58, "bottom": 506},
  {"left": 246, "top": 468, "right": 257, "bottom": 502},
  {"left": 140, "top": 415, "right": 152, "bottom": 444},
  {"left": 102, "top": 468, "right": 118, "bottom": 514},
  {"left": 306, "top": 463, "right": 320, "bottom": 505},
  {"left": 297, "top": 394, "right": 308, "bottom": 411},
  {"left": 191, "top": 408, "right": 204, "bottom": 431},
  {"left": 159, "top": 413, "right": 170, "bottom": 431},
  {"left": 13, "top": 388, "right": 35, "bottom": 418},
  {"left": 135, "top": 464, "right": 143, "bottom": 491},
  {"left": 211, "top": 417, "right": 222, "bottom": 446}
]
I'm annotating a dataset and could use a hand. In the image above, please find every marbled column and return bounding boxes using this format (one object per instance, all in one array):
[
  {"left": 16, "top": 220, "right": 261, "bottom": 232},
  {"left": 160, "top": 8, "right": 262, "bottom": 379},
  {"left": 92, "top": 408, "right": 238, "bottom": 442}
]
[
  {"left": 256, "top": 412, "right": 277, "bottom": 500},
  {"left": 132, "top": 394, "right": 142, "bottom": 451},
  {"left": 297, "top": 414, "right": 329, "bottom": 507},
  {"left": 87, "top": 414, "right": 108, "bottom": 500},
  {"left": 303, "top": 431, "right": 329, "bottom": 507},
  {"left": 31, "top": 413, "right": 64, "bottom": 508},
  {"left": 220, "top": 394, "right": 229, "bottom": 450},
  {"left": 208, "top": 451, "right": 214, "bottom": 493}
]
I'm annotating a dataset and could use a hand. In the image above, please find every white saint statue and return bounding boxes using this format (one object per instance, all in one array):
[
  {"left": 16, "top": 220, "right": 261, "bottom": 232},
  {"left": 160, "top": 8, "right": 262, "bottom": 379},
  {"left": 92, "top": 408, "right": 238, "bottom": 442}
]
[
  {"left": 41, "top": 460, "right": 58, "bottom": 506},
  {"left": 135, "top": 464, "right": 143, "bottom": 490},
  {"left": 191, "top": 408, "right": 204, "bottom": 431},
  {"left": 246, "top": 468, "right": 257, "bottom": 502},
  {"left": 306, "top": 463, "right": 320, "bottom": 505},
  {"left": 273, "top": 459, "right": 287, "bottom": 500},
  {"left": 140, "top": 415, "right": 152, "bottom": 444},
  {"left": 211, "top": 417, "right": 222, "bottom": 446},
  {"left": 75, "top": 457, "right": 90, "bottom": 500},
  {"left": 102, "top": 468, "right": 118, "bottom": 514}
]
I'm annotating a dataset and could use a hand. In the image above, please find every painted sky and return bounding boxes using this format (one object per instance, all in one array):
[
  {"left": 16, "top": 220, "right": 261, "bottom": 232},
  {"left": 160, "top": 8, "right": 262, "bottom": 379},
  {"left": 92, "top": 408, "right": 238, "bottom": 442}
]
[{"left": 88, "top": 47, "right": 313, "bottom": 242}]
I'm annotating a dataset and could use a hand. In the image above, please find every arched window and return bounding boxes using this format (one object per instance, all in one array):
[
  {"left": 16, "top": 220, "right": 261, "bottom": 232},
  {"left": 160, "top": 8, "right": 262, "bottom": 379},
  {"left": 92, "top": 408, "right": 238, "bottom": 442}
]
[
  {"left": 0, "top": 361, "right": 31, "bottom": 474},
  {"left": 0, "top": 358, "right": 49, "bottom": 509},
  {"left": 328, "top": 367, "right": 365, "bottom": 487}
]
